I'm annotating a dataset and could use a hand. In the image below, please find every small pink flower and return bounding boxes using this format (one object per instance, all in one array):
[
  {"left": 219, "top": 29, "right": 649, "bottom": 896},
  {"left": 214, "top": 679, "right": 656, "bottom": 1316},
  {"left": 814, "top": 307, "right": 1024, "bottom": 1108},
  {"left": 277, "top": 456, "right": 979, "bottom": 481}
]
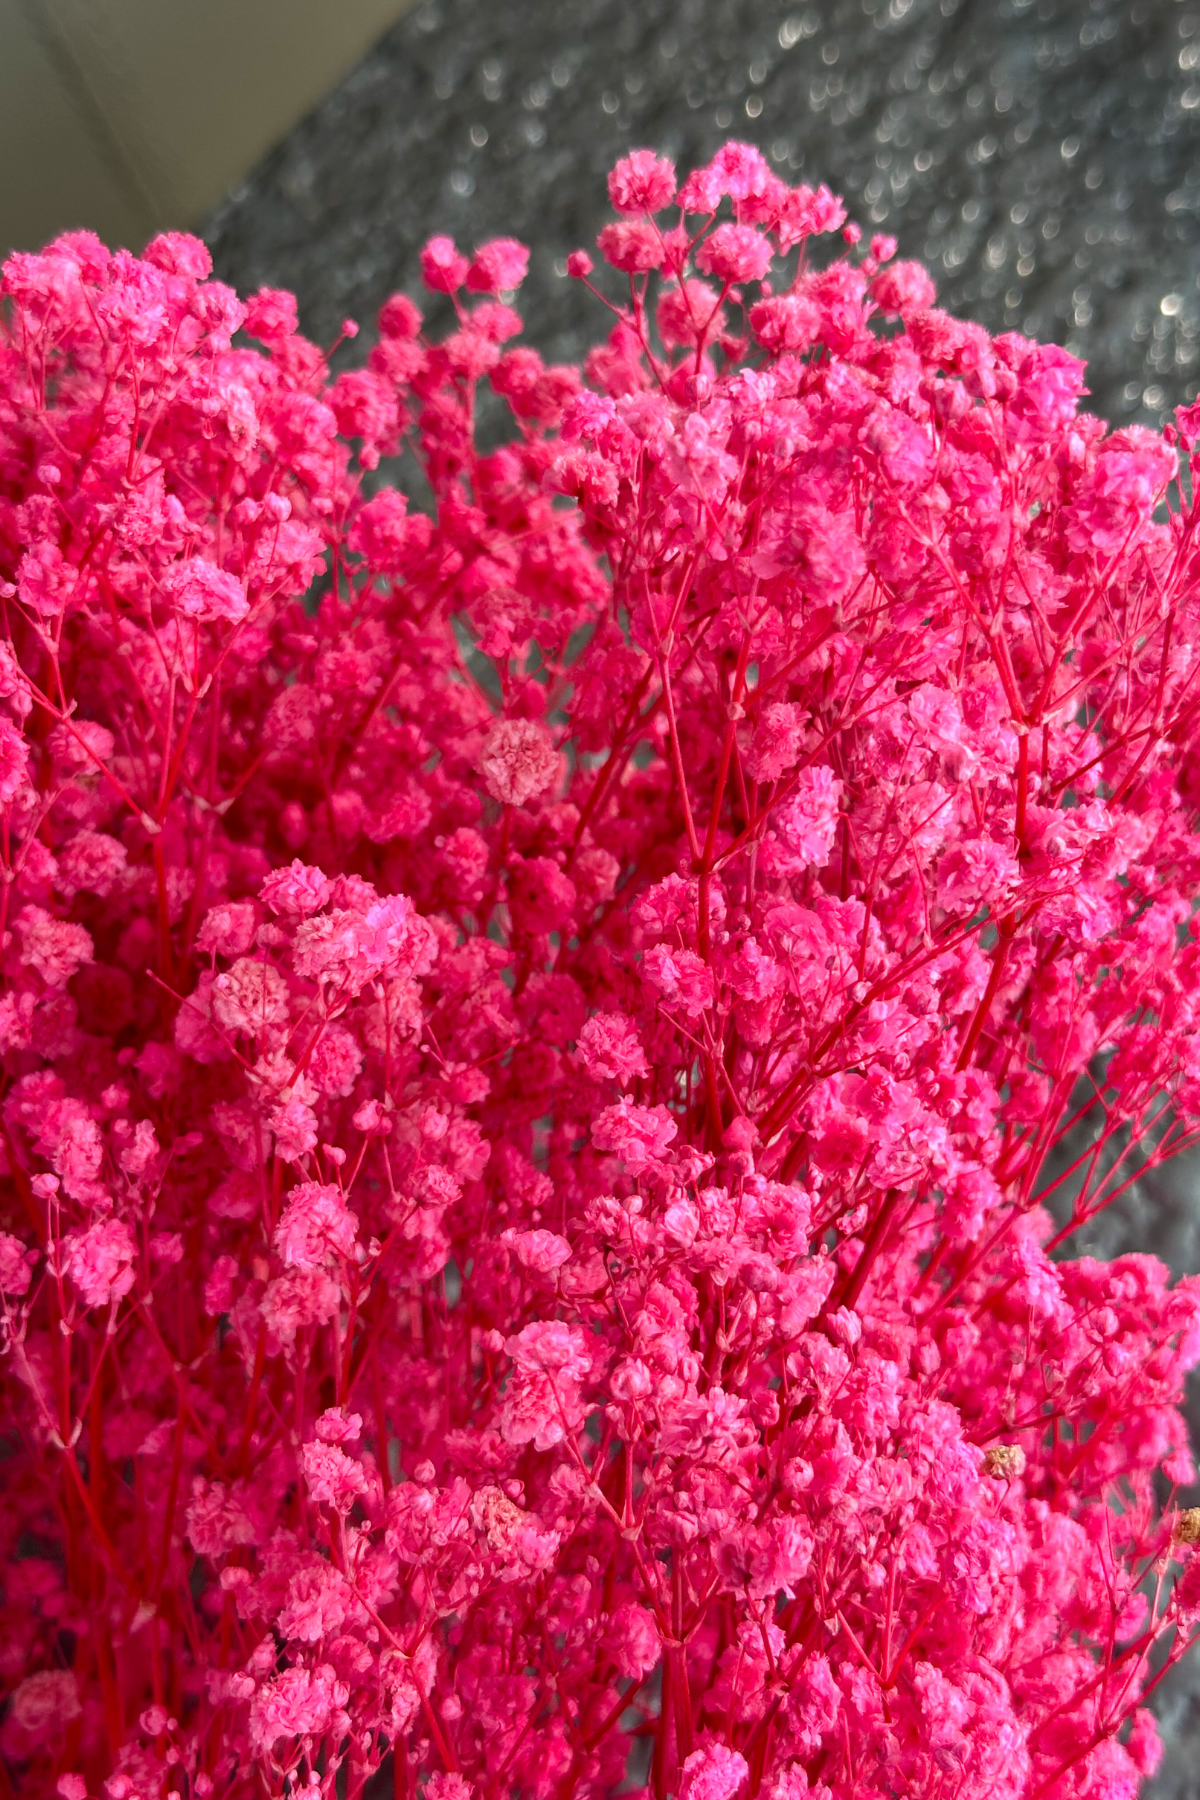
[
  {"left": 260, "top": 859, "right": 333, "bottom": 916},
  {"left": 420, "top": 235, "right": 469, "bottom": 293},
  {"left": 0, "top": 1232, "right": 33, "bottom": 1295},
  {"left": 576, "top": 1011, "right": 650, "bottom": 1084},
  {"left": 64, "top": 1218, "right": 136, "bottom": 1308},
  {"left": 18, "top": 907, "right": 93, "bottom": 987},
  {"left": 679, "top": 1742, "right": 749, "bottom": 1800},
  {"left": 604, "top": 1600, "right": 661, "bottom": 1679},
  {"left": 248, "top": 1664, "right": 348, "bottom": 1752},
  {"left": 302, "top": 1439, "right": 370, "bottom": 1510},
  {"left": 501, "top": 1227, "right": 572, "bottom": 1277},
  {"left": 608, "top": 150, "right": 677, "bottom": 214},
  {"left": 269, "top": 1096, "right": 318, "bottom": 1163},
  {"left": 204, "top": 1253, "right": 238, "bottom": 1316},
  {"left": 871, "top": 258, "right": 937, "bottom": 314},
  {"left": 244, "top": 285, "right": 298, "bottom": 342},
  {"left": 695, "top": 223, "right": 773, "bottom": 284},
  {"left": 501, "top": 1320, "right": 592, "bottom": 1450},
  {"left": 275, "top": 1181, "right": 358, "bottom": 1270},
  {"left": 592, "top": 1098, "right": 678, "bottom": 1172},
  {"left": 56, "top": 830, "right": 126, "bottom": 898},
  {"left": 210, "top": 957, "right": 289, "bottom": 1035},
  {"left": 196, "top": 901, "right": 258, "bottom": 958},
  {"left": 466, "top": 238, "right": 530, "bottom": 294},
  {"left": 598, "top": 221, "right": 665, "bottom": 274},
  {"left": 163, "top": 557, "right": 249, "bottom": 625},
  {"left": 8, "top": 1670, "right": 81, "bottom": 1738},
  {"left": 0, "top": 717, "right": 29, "bottom": 803},
  {"left": 479, "top": 718, "right": 558, "bottom": 806},
  {"left": 642, "top": 944, "right": 715, "bottom": 1018}
]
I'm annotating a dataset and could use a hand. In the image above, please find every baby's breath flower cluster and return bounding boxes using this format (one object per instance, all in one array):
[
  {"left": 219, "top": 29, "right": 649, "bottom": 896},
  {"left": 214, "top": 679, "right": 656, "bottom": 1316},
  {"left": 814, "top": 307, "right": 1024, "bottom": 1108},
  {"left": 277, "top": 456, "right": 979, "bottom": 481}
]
[{"left": 2, "top": 142, "right": 1200, "bottom": 1800}]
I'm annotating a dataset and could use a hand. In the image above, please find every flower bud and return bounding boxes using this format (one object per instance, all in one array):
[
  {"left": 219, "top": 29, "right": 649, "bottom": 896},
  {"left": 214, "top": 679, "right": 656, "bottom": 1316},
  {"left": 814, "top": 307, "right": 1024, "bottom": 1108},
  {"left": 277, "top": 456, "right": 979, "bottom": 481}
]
[
  {"left": 983, "top": 1444, "right": 1027, "bottom": 1480},
  {"left": 1174, "top": 1508, "right": 1200, "bottom": 1547}
]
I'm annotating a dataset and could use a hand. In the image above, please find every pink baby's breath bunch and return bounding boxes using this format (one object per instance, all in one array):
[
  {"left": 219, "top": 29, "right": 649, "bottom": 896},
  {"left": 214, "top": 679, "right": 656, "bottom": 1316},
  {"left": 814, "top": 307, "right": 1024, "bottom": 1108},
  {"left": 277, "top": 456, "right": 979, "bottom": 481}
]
[{"left": 3, "top": 140, "right": 1200, "bottom": 1800}]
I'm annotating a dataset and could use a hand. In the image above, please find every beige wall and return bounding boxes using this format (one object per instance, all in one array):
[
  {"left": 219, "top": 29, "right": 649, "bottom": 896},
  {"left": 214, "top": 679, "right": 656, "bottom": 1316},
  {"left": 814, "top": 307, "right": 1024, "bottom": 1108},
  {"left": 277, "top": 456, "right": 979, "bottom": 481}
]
[{"left": 0, "top": 0, "right": 413, "bottom": 258}]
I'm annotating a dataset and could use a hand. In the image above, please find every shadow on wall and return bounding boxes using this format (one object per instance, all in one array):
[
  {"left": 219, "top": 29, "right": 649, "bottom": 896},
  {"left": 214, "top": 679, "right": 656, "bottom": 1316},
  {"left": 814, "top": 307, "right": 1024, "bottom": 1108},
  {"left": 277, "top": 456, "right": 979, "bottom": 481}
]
[{"left": 0, "top": 0, "right": 414, "bottom": 258}]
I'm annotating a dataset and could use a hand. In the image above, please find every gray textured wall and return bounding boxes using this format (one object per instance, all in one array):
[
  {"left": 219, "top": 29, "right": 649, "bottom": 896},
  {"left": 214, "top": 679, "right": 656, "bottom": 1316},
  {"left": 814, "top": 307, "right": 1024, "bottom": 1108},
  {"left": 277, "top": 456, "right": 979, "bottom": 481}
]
[
  {"left": 206, "top": 0, "right": 1200, "bottom": 427},
  {"left": 203, "top": 1, "right": 1200, "bottom": 1786}
]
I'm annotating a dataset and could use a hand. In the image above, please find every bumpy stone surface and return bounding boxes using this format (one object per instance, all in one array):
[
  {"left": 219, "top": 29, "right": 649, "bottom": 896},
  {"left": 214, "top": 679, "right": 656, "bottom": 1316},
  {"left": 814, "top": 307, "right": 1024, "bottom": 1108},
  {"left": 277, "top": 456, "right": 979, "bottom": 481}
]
[{"left": 203, "top": 0, "right": 1200, "bottom": 1785}]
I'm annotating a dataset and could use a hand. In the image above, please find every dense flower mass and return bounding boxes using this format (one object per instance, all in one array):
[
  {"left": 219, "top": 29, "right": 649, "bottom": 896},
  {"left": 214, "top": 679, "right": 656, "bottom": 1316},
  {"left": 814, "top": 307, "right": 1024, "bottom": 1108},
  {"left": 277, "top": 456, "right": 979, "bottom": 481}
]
[{"left": 2, "top": 145, "right": 1200, "bottom": 1800}]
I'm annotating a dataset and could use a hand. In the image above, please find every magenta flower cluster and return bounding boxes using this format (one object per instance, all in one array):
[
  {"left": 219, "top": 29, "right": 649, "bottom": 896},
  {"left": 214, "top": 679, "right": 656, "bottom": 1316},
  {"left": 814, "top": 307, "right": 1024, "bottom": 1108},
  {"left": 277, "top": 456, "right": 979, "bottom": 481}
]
[{"left": 2, "top": 138, "right": 1200, "bottom": 1800}]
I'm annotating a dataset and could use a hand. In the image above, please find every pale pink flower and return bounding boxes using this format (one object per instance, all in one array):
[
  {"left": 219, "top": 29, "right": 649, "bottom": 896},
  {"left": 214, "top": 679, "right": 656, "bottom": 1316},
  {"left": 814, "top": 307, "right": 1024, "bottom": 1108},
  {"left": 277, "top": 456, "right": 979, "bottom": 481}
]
[
  {"left": 211, "top": 957, "right": 289, "bottom": 1035},
  {"left": 478, "top": 717, "right": 559, "bottom": 806},
  {"left": 17, "top": 907, "right": 93, "bottom": 987}
]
